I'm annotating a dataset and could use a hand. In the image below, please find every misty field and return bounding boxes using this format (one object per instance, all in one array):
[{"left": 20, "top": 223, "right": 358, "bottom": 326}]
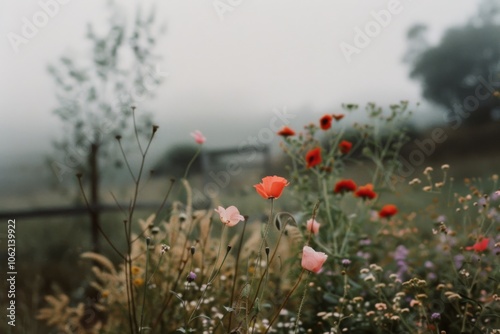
[{"left": 2, "top": 103, "right": 497, "bottom": 334}]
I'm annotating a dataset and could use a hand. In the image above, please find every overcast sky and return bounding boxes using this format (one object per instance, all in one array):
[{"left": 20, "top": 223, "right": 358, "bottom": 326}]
[{"left": 0, "top": 0, "right": 482, "bottom": 169}]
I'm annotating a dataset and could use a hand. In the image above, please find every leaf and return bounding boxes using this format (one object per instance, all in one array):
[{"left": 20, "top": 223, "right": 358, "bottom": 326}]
[{"left": 274, "top": 212, "right": 298, "bottom": 230}]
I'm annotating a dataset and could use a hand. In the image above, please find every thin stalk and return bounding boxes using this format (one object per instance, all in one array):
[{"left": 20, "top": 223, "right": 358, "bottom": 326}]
[
  {"left": 187, "top": 244, "right": 232, "bottom": 325},
  {"left": 132, "top": 107, "right": 144, "bottom": 155},
  {"left": 322, "top": 178, "right": 337, "bottom": 254},
  {"left": 228, "top": 219, "right": 248, "bottom": 330},
  {"left": 183, "top": 146, "right": 201, "bottom": 180},
  {"left": 139, "top": 242, "right": 150, "bottom": 332},
  {"left": 294, "top": 271, "right": 310, "bottom": 333},
  {"left": 264, "top": 269, "right": 305, "bottom": 334},
  {"left": 77, "top": 175, "right": 124, "bottom": 260},
  {"left": 249, "top": 199, "right": 274, "bottom": 312}
]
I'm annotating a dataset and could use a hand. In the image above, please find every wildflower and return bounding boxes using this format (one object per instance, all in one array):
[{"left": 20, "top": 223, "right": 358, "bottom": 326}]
[
  {"left": 379, "top": 204, "right": 398, "bottom": 218},
  {"left": 254, "top": 175, "right": 289, "bottom": 199},
  {"left": 423, "top": 166, "right": 433, "bottom": 175},
  {"left": 305, "top": 147, "right": 322, "bottom": 168},
  {"left": 354, "top": 183, "right": 377, "bottom": 200},
  {"left": 306, "top": 219, "right": 320, "bottom": 234},
  {"left": 190, "top": 130, "right": 206, "bottom": 144},
  {"left": 409, "top": 178, "right": 421, "bottom": 185},
  {"left": 277, "top": 126, "right": 295, "bottom": 137},
  {"left": 301, "top": 246, "right": 328, "bottom": 273},
  {"left": 465, "top": 238, "right": 490, "bottom": 252},
  {"left": 334, "top": 179, "right": 357, "bottom": 194},
  {"left": 133, "top": 278, "right": 144, "bottom": 287},
  {"left": 339, "top": 140, "right": 353, "bottom": 154},
  {"left": 431, "top": 313, "right": 441, "bottom": 321},
  {"left": 320, "top": 114, "right": 333, "bottom": 130},
  {"left": 341, "top": 259, "right": 351, "bottom": 268},
  {"left": 187, "top": 271, "right": 197, "bottom": 283},
  {"left": 441, "top": 164, "right": 449, "bottom": 170},
  {"left": 161, "top": 244, "right": 170, "bottom": 254},
  {"left": 332, "top": 113, "right": 344, "bottom": 121},
  {"left": 410, "top": 299, "right": 421, "bottom": 307},
  {"left": 131, "top": 266, "right": 141, "bottom": 275},
  {"left": 214, "top": 206, "right": 245, "bottom": 227}
]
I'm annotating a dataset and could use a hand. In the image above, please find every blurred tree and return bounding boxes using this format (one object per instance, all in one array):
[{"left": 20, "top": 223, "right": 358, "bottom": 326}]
[
  {"left": 406, "top": 0, "right": 500, "bottom": 126},
  {"left": 49, "top": 2, "right": 166, "bottom": 252}
]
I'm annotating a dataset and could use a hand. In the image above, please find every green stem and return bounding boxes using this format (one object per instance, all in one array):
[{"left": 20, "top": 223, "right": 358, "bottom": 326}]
[
  {"left": 139, "top": 243, "right": 150, "bottom": 332},
  {"left": 322, "top": 178, "right": 337, "bottom": 255},
  {"left": 183, "top": 146, "right": 201, "bottom": 180},
  {"left": 264, "top": 270, "right": 305, "bottom": 334},
  {"left": 294, "top": 271, "right": 310, "bottom": 334}
]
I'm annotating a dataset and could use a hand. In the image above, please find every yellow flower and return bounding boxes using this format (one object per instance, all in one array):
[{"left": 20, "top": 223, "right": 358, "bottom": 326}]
[
  {"left": 101, "top": 290, "right": 110, "bottom": 298},
  {"left": 133, "top": 278, "right": 144, "bottom": 287},
  {"left": 131, "top": 266, "right": 141, "bottom": 275}
]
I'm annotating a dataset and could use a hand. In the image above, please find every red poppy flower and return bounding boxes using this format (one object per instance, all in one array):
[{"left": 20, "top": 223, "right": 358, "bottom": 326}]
[
  {"left": 334, "top": 179, "right": 357, "bottom": 194},
  {"left": 332, "top": 113, "right": 345, "bottom": 121},
  {"left": 277, "top": 126, "right": 295, "bottom": 137},
  {"left": 254, "top": 175, "right": 289, "bottom": 199},
  {"left": 319, "top": 114, "right": 333, "bottom": 130},
  {"left": 465, "top": 238, "right": 490, "bottom": 252},
  {"left": 355, "top": 183, "right": 377, "bottom": 200},
  {"left": 379, "top": 204, "right": 398, "bottom": 218},
  {"left": 305, "top": 147, "right": 322, "bottom": 168},
  {"left": 339, "top": 140, "right": 353, "bottom": 154}
]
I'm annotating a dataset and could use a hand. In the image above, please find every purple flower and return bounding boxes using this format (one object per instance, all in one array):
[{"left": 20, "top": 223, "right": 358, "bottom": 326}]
[
  {"left": 341, "top": 259, "right": 351, "bottom": 268},
  {"left": 394, "top": 245, "right": 409, "bottom": 280},
  {"left": 454, "top": 254, "right": 465, "bottom": 269},
  {"left": 431, "top": 313, "right": 441, "bottom": 321},
  {"left": 359, "top": 238, "right": 371, "bottom": 246},
  {"left": 435, "top": 214, "right": 447, "bottom": 223},
  {"left": 187, "top": 271, "right": 197, "bottom": 283},
  {"left": 394, "top": 245, "right": 409, "bottom": 262},
  {"left": 491, "top": 190, "right": 500, "bottom": 202}
]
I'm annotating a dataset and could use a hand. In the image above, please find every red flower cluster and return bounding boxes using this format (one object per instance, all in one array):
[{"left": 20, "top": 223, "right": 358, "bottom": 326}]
[
  {"left": 277, "top": 126, "right": 295, "bottom": 137},
  {"left": 305, "top": 147, "right": 322, "bottom": 168},
  {"left": 320, "top": 115, "right": 333, "bottom": 130},
  {"left": 339, "top": 140, "right": 353, "bottom": 154},
  {"left": 354, "top": 183, "right": 377, "bottom": 200},
  {"left": 379, "top": 204, "right": 398, "bottom": 218},
  {"left": 334, "top": 179, "right": 357, "bottom": 194}
]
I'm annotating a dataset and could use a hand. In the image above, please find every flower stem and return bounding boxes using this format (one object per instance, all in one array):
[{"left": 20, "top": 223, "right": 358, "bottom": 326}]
[
  {"left": 183, "top": 146, "right": 201, "bottom": 180},
  {"left": 264, "top": 269, "right": 305, "bottom": 334}
]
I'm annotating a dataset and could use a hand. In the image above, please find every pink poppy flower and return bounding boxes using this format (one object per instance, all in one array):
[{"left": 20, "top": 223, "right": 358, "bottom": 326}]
[
  {"left": 214, "top": 206, "right": 244, "bottom": 227},
  {"left": 301, "top": 246, "right": 328, "bottom": 273},
  {"left": 306, "top": 219, "right": 320, "bottom": 235},
  {"left": 191, "top": 130, "right": 206, "bottom": 144}
]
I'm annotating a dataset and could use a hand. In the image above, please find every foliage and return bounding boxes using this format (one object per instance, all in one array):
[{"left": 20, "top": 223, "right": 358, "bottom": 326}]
[
  {"left": 37, "top": 103, "right": 499, "bottom": 333},
  {"left": 49, "top": 2, "right": 165, "bottom": 184},
  {"left": 406, "top": 0, "right": 500, "bottom": 126}
]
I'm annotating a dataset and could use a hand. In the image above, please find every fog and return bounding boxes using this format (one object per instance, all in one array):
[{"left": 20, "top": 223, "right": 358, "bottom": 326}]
[{"left": 0, "top": 0, "right": 481, "bottom": 198}]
